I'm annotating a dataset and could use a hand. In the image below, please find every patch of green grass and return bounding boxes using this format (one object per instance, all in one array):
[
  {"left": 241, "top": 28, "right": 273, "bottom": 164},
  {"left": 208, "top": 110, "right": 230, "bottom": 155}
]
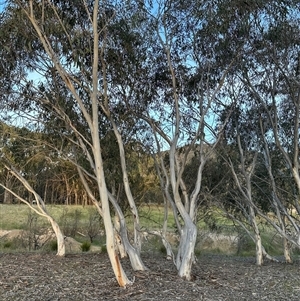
[
  {"left": 235, "top": 229, "right": 285, "bottom": 257},
  {"left": 0, "top": 204, "right": 101, "bottom": 231},
  {"left": 138, "top": 205, "right": 175, "bottom": 230},
  {"left": 0, "top": 204, "right": 35, "bottom": 230}
]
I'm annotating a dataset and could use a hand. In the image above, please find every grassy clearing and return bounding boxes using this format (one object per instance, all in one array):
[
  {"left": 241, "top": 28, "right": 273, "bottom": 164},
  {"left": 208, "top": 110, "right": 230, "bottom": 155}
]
[
  {"left": 0, "top": 204, "right": 95, "bottom": 230},
  {"left": 138, "top": 204, "right": 175, "bottom": 230},
  {"left": 0, "top": 204, "right": 174, "bottom": 231},
  {"left": 0, "top": 204, "right": 291, "bottom": 258}
]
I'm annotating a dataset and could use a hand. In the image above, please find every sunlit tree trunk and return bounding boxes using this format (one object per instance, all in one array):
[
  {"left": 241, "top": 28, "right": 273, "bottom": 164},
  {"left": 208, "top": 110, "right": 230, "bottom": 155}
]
[{"left": 162, "top": 199, "right": 174, "bottom": 259}]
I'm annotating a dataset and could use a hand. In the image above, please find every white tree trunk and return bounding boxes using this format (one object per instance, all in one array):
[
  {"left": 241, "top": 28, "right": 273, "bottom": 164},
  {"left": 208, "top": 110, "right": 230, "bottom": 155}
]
[
  {"left": 254, "top": 231, "right": 263, "bottom": 266},
  {"left": 249, "top": 206, "right": 263, "bottom": 265},
  {"left": 48, "top": 216, "right": 65, "bottom": 256},
  {"left": 176, "top": 222, "right": 197, "bottom": 280},
  {"left": 21, "top": 0, "right": 133, "bottom": 287},
  {"left": 93, "top": 148, "right": 132, "bottom": 286},
  {"left": 110, "top": 120, "right": 142, "bottom": 254},
  {"left": 108, "top": 192, "right": 147, "bottom": 271},
  {"left": 114, "top": 215, "right": 127, "bottom": 258}
]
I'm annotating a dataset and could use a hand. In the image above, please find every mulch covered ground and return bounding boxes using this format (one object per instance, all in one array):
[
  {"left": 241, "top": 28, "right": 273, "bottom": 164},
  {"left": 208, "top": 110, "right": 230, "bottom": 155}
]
[{"left": 1, "top": 252, "right": 300, "bottom": 300}]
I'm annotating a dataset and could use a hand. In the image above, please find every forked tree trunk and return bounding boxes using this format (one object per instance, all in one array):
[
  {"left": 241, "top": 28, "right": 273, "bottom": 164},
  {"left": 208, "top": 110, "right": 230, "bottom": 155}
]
[
  {"left": 99, "top": 188, "right": 132, "bottom": 286},
  {"left": 108, "top": 193, "right": 147, "bottom": 271},
  {"left": 110, "top": 120, "right": 142, "bottom": 254},
  {"left": 94, "top": 159, "right": 132, "bottom": 286},
  {"left": 22, "top": 0, "right": 133, "bottom": 287}
]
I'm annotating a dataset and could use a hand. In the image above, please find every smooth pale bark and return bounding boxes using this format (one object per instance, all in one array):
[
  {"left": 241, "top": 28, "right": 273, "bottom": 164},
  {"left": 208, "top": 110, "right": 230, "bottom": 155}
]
[
  {"left": 93, "top": 142, "right": 131, "bottom": 286},
  {"left": 92, "top": 89, "right": 132, "bottom": 286},
  {"left": 1, "top": 165, "right": 66, "bottom": 256},
  {"left": 88, "top": 0, "right": 131, "bottom": 286},
  {"left": 47, "top": 216, "right": 65, "bottom": 256},
  {"left": 246, "top": 74, "right": 300, "bottom": 211},
  {"left": 22, "top": 0, "right": 133, "bottom": 287},
  {"left": 109, "top": 120, "right": 142, "bottom": 254},
  {"left": 231, "top": 134, "right": 264, "bottom": 265},
  {"left": 108, "top": 192, "right": 147, "bottom": 271},
  {"left": 77, "top": 142, "right": 135, "bottom": 283},
  {"left": 260, "top": 120, "right": 298, "bottom": 261},
  {"left": 114, "top": 215, "right": 127, "bottom": 258},
  {"left": 249, "top": 206, "right": 263, "bottom": 266},
  {"left": 226, "top": 211, "right": 278, "bottom": 263},
  {"left": 149, "top": 5, "right": 233, "bottom": 279},
  {"left": 176, "top": 223, "right": 197, "bottom": 279}
]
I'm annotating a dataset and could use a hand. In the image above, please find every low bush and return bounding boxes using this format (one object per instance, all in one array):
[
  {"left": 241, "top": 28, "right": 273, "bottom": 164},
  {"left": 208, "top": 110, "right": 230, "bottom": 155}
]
[
  {"left": 3, "top": 241, "right": 12, "bottom": 249},
  {"left": 81, "top": 241, "right": 91, "bottom": 252},
  {"left": 49, "top": 240, "right": 58, "bottom": 252}
]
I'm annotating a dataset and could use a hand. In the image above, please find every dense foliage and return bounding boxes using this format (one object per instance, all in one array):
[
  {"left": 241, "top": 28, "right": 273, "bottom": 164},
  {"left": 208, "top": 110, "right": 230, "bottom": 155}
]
[{"left": 0, "top": 0, "right": 299, "bottom": 284}]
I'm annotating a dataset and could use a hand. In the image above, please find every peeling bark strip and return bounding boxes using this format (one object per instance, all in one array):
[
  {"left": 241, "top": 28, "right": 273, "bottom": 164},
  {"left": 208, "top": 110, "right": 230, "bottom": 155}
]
[{"left": 115, "top": 254, "right": 125, "bottom": 287}]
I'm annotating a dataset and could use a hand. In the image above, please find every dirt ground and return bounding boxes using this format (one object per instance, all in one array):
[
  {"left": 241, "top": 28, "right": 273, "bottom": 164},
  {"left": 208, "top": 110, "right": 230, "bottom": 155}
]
[{"left": 1, "top": 252, "right": 300, "bottom": 301}]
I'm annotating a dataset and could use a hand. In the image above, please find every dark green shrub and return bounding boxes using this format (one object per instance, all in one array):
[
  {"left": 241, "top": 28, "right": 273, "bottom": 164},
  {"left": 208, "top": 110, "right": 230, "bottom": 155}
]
[
  {"left": 3, "top": 241, "right": 12, "bottom": 249},
  {"left": 50, "top": 240, "right": 58, "bottom": 252},
  {"left": 159, "top": 245, "right": 167, "bottom": 254},
  {"left": 81, "top": 241, "right": 91, "bottom": 252}
]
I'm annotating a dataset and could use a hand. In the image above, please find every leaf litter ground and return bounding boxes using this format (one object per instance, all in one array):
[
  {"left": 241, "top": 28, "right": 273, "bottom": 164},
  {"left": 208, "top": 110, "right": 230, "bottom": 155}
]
[{"left": 0, "top": 252, "right": 300, "bottom": 300}]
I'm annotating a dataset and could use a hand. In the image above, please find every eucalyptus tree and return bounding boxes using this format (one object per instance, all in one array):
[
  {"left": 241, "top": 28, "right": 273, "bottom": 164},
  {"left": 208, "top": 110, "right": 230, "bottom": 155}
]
[
  {"left": 118, "top": 0, "right": 245, "bottom": 279},
  {"left": 216, "top": 0, "right": 300, "bottom": 262},
  {"left": 235, "top": 0, "right": 300, "bottom": 254},
  {"left": 219, "top": 98, "right": 278, "bottom": 265},
  {"left": 0, "top": 122, "right": 66, "bottom": 255},
  {"left": 0, "top": 0, "right": 149, "bottom": 286}
]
